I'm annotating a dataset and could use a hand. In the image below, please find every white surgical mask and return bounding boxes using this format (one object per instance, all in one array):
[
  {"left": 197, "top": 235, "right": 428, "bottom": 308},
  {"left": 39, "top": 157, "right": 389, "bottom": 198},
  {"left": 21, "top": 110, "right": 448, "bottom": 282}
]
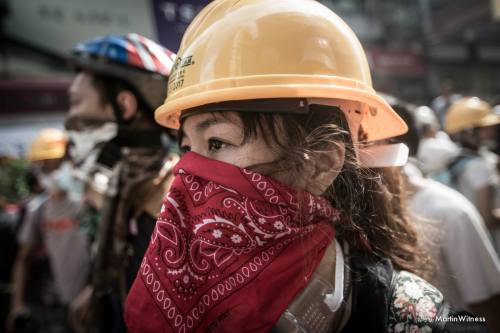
[
  {"left": 39, "top": 162, "right": 85, "bottom": 200},
  {"left": 39, "top": 172, "right": 58, "bottom": 193},
  {"left": 417, "top": 131, "right": 460, "bottom": 174},
  {"left": 68, "top": 122, "right": 118, "bottom": 164}
]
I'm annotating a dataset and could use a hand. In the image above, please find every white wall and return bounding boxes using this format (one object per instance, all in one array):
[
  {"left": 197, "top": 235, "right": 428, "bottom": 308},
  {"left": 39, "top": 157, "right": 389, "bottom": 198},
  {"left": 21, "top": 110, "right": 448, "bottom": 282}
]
[
  {"left": 0, "top": 113, "right": 65, "bottom": 158},
  {"left": 5, "top": 0, "right": 156, "bottom": 56}
]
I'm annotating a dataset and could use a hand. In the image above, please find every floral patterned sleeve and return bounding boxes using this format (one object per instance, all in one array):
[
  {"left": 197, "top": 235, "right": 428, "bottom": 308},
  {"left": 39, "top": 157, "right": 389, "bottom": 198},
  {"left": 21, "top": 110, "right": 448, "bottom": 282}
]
[{"left": 388, "top": 271, "right": 445, "bottom": 333}]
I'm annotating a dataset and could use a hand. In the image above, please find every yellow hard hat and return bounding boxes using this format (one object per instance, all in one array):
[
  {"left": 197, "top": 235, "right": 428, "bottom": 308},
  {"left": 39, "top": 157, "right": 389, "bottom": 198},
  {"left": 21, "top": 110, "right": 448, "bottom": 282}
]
[
  {"left": 27, "top": 128, "right": 67, "bottom": 162},
  {"left": 445, "top": 97, "right": 500, "bottom": 134},
  {"left": 154, "top": 0, "right": 407, "bottom": 142}
]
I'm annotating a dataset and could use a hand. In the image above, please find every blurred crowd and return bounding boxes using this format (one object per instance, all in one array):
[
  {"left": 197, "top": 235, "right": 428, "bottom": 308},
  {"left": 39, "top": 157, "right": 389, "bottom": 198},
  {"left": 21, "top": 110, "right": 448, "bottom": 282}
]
[{"left": 1, "top": 8, "right": 500, "bottom": 333}]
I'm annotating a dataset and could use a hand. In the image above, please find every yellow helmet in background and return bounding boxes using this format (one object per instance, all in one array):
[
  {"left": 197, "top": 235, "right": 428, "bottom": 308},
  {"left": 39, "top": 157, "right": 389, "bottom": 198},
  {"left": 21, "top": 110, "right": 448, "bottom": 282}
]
[
  {"left": 155, "top": 0, "right": 407, "bottom": 142},
  {"left": 27, "top": 128, "right": 67, "bottom": 162},
  {"left": 445, "top": 97, "right": 500, "bottom": 134}
]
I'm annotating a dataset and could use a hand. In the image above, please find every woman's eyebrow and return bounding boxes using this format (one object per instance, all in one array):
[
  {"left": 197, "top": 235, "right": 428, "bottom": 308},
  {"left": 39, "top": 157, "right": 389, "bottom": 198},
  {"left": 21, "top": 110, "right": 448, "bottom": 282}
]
[
  {"left": 195, "top": 117, "right": 229, "bottom": 133},
  {"left": 179, "top": 117, "right": 231, "bottom": 145}
]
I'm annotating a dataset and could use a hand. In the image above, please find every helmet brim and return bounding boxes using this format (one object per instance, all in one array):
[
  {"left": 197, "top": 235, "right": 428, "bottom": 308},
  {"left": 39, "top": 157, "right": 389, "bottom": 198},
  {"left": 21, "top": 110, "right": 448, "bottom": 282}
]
[{"left": 155, "top": 75, "right": 407, "bottom": 142}]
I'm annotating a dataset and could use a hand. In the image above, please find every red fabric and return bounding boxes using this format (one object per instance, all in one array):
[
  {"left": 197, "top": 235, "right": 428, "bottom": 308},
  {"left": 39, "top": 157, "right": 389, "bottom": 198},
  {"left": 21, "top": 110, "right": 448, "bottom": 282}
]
[{"left": 125, "top": 152, "right": 338, "bottom": 333}]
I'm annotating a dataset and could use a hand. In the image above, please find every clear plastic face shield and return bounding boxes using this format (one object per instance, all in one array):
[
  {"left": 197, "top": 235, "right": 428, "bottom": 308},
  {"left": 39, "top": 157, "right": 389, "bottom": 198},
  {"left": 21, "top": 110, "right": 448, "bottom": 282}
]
[{"left": 307, "top": 98, "right": 409, "bottom": 168}]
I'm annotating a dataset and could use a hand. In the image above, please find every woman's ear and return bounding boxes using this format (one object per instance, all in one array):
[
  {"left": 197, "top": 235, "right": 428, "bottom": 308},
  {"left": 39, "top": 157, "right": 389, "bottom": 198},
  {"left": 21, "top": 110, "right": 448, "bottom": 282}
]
[
  {"left": 116, "top": 90, "right": 138, "bottom": 121},
  {"left": 307, "top": 143, "right": 345, "bottom": 195}
]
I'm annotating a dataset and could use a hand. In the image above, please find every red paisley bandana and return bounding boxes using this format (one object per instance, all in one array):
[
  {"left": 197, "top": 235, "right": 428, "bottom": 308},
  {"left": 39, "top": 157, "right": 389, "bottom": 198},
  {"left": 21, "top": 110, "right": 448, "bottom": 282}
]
[{"left": 125, "top": 152, "right": 338, "bottom": 333}]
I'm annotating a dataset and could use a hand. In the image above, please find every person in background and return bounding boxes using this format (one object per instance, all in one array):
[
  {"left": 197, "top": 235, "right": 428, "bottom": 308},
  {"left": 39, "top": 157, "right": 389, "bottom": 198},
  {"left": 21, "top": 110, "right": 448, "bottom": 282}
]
[
  {"left": 412, "top": 105, "right": 461, "bottom": 177},
  {"left": 487, "top": 95, "right": 500, "bottom": 158},
  {"left": 7, "top": 128, "right": 90, "bottom": 333},
  {"left": 1, "top": 169, "right": 45, "bottom": 330},
  {"left": 125, "top": 1, "right": 488, "bottom": 332},
  {"left": 431, "top": 79, "right": 461, "bottom": 129},
  {"left": 14, "top": 170, "right": 44, "bottom": 233},
  {"left": 443, "top": 97, "right": 500, "bottom": 254},
  {"left": 0, "top": 153, "right": 33, "bottom": 333},
  {"left": 391, "top": 99, "right": 500, "bottom": 333},
  {"left": 65, "top": 34, "right": 178, "bottom": 333}
]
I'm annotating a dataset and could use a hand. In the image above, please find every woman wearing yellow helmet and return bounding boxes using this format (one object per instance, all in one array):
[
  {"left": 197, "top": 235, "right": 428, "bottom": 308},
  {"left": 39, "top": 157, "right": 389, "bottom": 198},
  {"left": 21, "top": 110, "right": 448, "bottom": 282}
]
[{"left": 125, "top": 1, "right": 488, "bottom": 332}]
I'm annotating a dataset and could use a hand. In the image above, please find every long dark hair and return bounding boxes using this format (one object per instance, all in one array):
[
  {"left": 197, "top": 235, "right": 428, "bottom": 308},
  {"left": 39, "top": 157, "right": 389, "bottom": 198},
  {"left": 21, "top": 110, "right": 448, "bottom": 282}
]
[{"left": 198, "top": 103, "right": 432, "bottom": 276}]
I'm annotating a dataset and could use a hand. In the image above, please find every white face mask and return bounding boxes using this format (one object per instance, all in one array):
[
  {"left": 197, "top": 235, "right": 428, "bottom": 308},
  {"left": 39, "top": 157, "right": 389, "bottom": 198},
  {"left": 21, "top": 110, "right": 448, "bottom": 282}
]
[
  {"left": 67, "top": 122, "right": 118, "bottom": 165},
  {"left": 39, "top": 172, "right": 58, "bottom": 193},
  {"left": 39, "top": 162, "right": 85, "bottom": 200},
  {"left": 417, "top": 132, "right": 460, "bottom": 174}
]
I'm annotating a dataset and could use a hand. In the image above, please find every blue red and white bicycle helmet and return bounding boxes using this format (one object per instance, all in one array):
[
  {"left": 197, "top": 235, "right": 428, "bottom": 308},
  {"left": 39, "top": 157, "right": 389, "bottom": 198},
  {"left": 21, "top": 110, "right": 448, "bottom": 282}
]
[{"left": 70, "top": 33, "right": 176, "bottom": 110}]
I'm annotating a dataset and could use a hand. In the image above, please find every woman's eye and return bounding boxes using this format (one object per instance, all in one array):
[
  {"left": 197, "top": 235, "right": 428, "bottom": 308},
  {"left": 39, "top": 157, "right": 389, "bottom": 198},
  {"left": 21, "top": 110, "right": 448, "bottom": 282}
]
[
  {"left": 180, "top": 145, "right": 191, "bottom": 154},
  {"left": 208, "top": 139, "right": 226, "bottom": 152}
]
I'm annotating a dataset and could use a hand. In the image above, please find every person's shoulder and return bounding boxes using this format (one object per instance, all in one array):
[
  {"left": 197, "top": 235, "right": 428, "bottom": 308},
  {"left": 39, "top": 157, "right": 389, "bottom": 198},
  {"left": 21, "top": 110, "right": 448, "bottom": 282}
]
[
  {"left": 389, "top": 270, "right": 490, "bottom": 333},
  {"left": 462, "top": 155, "right": 492, "bottom": 174},
  {"left": 431, "top": 96, "right": 445, "bottom": 109},
  {"left": 346, "top": 254, "right": 447, "bottom": 332},
  {"left": 420, "top": 178, "right": 467, "bottom": 201},
  {"left": 416, "top": 178, "right": 484, "bottom": 227},
  {"left": 460, "top": 154, "right": 498, "bottom": 187},
  {"left": 388, "top": 270, "right": 444, "bottom": 333},
  {"left": 26, "top": 193, "right": 49, "bottom": 213},
  {"left": 416, "top": 178, "right": 474, "bottom": 211}
]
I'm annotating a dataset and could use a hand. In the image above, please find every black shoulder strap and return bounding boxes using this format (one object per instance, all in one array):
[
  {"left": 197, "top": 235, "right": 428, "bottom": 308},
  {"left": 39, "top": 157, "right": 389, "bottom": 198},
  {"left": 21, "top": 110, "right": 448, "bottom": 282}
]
[
  {"left": 33, "top": 196, "right": 48, "bottom": 244},
  {"left": 340, "top": 253, "right": 393, "bottom": 333}
]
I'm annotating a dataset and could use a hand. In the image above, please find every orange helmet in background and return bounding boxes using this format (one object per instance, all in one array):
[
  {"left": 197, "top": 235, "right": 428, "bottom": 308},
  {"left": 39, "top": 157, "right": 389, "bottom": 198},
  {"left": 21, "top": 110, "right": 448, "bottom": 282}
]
[
  {"left": 27, "top": 129, "right": 67, "bottom": 162},
  {"left": 445, "top": 97, "right": 500, "bottom": 134}
]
